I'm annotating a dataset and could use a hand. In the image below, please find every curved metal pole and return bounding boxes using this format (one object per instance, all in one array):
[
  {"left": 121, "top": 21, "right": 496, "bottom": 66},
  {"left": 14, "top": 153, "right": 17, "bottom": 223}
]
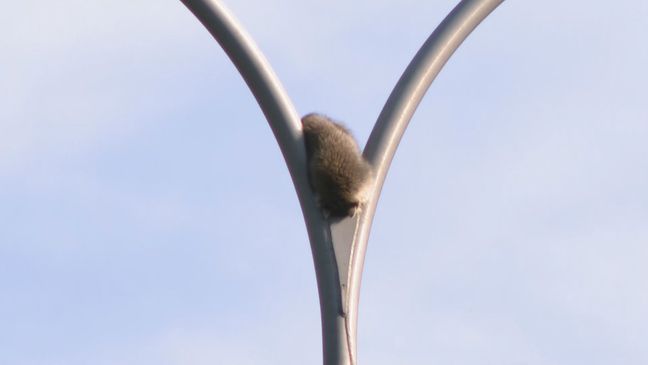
[
  {"left": 346, "top": 0, "right": 506, "bottom": 359},
  {"left": 179, "top": 0, "right": 504, "bottom": 364},
  {"left": 179, "top": 1, "right": 351, "bottom": 364}
]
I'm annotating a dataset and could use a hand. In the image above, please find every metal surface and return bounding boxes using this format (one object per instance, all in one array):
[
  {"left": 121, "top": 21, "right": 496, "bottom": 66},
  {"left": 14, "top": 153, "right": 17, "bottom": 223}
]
[
  {"left": 179, "top": 1, "right": 351, "bottom": 364},
  {"left": 342, "top": 0, "right": 506, "bottom": 359},
  {"left": 179, "top": 0, "right": 504, "bottom": 364}
]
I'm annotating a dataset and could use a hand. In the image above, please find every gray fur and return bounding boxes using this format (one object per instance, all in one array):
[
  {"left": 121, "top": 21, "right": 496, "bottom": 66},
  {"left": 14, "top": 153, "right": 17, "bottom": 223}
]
[{"left": 302, "top": 113, "right": 373, "bottom": 218}]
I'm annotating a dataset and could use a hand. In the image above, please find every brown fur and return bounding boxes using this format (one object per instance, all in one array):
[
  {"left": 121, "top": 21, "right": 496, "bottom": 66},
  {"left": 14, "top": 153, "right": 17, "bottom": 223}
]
[{"left": 302, "top": 113, "right": 372, "bottom": 218}]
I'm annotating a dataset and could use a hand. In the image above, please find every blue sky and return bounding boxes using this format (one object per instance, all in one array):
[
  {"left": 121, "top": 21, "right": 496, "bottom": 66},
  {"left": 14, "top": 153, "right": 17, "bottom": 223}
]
[{"left": 1, "top": 1, "right": 647, "bottom": 364}]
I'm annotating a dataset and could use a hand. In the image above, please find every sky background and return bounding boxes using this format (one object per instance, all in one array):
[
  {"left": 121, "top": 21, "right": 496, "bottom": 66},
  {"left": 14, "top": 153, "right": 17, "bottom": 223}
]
[{"left": 1, "top": 1, "right": 647, "bottom": 364}]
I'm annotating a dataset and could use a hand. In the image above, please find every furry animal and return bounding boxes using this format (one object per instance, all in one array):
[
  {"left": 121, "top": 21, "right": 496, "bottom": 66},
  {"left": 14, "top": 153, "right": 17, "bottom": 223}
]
[{"left": 302, "top": 113, "right": 373, "bottom": 218}]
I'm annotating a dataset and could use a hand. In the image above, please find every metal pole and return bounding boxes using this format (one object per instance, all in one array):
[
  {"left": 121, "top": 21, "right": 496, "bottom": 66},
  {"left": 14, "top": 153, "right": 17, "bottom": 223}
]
[
  {"left": 349, "top": 0, "right": 506, "bottom": 358},
  {"left": 179, "top": 0, "right": 505, "bottom": 364},
  {"left": 179, "top": 1, "right": 351, "bottom": 363}
]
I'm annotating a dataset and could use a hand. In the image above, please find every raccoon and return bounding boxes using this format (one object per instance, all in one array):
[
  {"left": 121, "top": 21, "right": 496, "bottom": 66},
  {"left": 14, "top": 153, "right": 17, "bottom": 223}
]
[{"left": 302, "top": 113, "right": 373, "bottom": 218}]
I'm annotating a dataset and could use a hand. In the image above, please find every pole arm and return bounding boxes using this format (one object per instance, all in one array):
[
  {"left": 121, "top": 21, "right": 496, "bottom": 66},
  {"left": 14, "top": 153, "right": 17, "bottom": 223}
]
[
  {"left": 346, "top": 0, "right": 505, "bottom": 359},
  {"left": 365, "top": 0, "right": 505, "bottom": 188},
  {"left": 178, "top": 0, "right": 306, "bottom": 196}
]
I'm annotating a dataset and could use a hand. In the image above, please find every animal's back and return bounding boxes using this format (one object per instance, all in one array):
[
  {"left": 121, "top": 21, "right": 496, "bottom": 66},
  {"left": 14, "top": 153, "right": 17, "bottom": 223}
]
[{"left": 302, "top": 113, "right": 372, "bottom": 218}]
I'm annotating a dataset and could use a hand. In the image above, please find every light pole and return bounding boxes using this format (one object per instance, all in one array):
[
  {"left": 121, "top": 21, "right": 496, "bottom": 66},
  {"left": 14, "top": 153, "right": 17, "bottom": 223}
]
[{"left": 179, "top": 1, "right": 505, "bottom": 364}]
